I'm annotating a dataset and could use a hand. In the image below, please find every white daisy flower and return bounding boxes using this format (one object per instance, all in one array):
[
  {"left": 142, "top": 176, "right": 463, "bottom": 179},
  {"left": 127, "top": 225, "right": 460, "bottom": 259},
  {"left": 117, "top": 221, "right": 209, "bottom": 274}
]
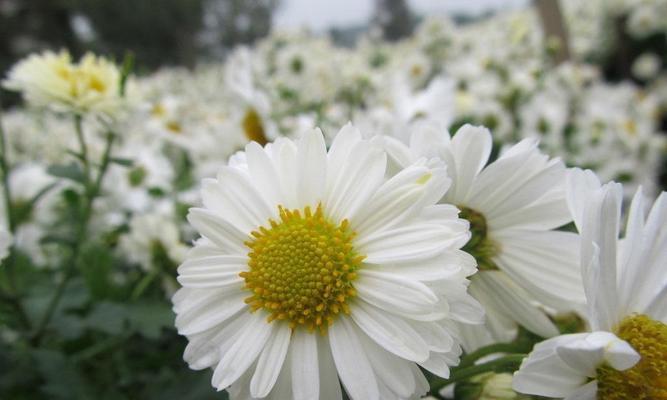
[
  {"left": 381, "top": 124, "right": 586, "bottom": 350},
  {"left": 118, "top": 211, "right": 188, "bottom": 272},
  {"left": 512, "top": 169, "right": 667, "bottom": 399},
  {"left": 173, "top": 124, "right": 483, "bottom": 399}
]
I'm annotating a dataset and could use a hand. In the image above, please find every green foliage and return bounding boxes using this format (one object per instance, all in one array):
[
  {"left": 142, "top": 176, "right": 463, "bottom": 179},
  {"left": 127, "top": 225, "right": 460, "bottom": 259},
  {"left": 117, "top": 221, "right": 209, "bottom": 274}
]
[{"left": 0, "top": 114, "right": 212, "bottom": 399}]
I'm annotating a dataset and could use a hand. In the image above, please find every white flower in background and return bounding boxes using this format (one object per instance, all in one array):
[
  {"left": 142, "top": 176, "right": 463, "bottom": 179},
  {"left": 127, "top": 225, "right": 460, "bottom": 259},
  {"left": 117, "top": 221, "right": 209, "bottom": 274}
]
[
  {"left": 1, "top": 109, "right": 75, "bottom": 164},
  {"left": 3, "top": 50, "right": 127, "bottom": 117},
  {"left": 8, "top": 163, "right": 60, "bottom": 266},
  {"left": 354, "top": 75, "right": 455, "bottom": 144},
  {"left": 118, "top": 212, "right": 188, "bottom": 271},
  {"left": 626, "top": 1, "right": 665, "bottom": 38},
  {"left": 173, "top": 125, "right": 483, "bottom": 399},
  {"left": 224, "top": 48, "right": 278, "bottom": 146},
  {"left": 513, "top": 169, "right": 667, "bottom": 399},
  {"left": 382, "top": 124, "right": 585, "bottom": 351},
  {"left": 102, "top": 143, "right": 175, "bottom": 215},
  {"left": 632, "top": 52, "right": 662, "bottom": 81}
]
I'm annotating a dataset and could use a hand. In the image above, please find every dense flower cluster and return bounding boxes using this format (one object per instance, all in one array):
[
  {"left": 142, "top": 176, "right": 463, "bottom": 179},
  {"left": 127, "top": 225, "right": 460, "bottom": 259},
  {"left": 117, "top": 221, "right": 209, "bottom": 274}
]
[{"left": 0, "top": 3, "right": 665, "bottom": 400}]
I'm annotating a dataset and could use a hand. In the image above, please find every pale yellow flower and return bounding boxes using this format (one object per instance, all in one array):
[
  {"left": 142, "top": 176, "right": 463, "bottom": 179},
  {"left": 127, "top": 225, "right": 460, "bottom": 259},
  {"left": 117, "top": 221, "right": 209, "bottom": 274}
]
[{"left": 3, "top": 50, "right": 125, "bottom": 117}]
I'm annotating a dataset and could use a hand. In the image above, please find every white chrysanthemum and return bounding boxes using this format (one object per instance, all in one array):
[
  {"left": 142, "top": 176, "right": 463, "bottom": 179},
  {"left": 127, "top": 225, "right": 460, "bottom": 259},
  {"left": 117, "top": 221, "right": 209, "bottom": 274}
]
[
  {"left": 119, "top": 212, "right": 188, "bottom": 271},
  {"left": 173, "top": 125, "right": 483, "bottom": 400},
  {"left": 2, "top": 50, "right": 125, "bottom": 117},
  {"left": 382, "top": 124, "right": 586, "bottom": 350},
  {"left": 512, "top": 169, "right": 667, "bottom": 399}
]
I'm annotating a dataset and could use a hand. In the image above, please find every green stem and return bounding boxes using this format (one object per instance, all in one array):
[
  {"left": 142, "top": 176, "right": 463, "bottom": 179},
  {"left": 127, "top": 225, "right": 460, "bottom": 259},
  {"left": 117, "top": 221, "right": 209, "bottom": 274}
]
[
  {"left": 429, "top": 354, "right": 527, "bottom": 393},
  {"left": 0, "top": 111, "right": 31, "bottom": 330},
  {"left": 130, "top": 270, "right": 159, "bottom": 301},
  {"left": 72, "top": 332, "right": 131, "bottom": 362},
  {"left": 459, "top": 342, "right": 531, "bottom": 368},
  {"left": 73, "top": 114, "right": 91, "bottom": 186},
  {"left": 31, "top": 129, "right": 116, "bottom": 344},
  {"left": 0, "top": 111, "right": 14, "bottom": 233}
]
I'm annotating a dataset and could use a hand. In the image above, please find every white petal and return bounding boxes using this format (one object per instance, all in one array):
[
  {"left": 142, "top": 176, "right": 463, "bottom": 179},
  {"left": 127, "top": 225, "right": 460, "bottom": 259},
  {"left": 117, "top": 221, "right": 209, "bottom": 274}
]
[
  {"left": 472, "top": 272, "right": 559, "bottom": 338},
  {"left": 445, "top": 125, "right": 492, "bottom": 202},
  {"left": 325, "top": 140, "right": 386, "bottom": 223},
  {"left": 291, "top": 330, "right": 319, "bottom": 400},
  {"left": 645, "top": 283, "right": 667, "bottom": 321},
  {"left": 469, "top": 149, "right": 565, "bottom": 220},
  {"left": 175, "top": 290, "right": 247, "bottom": 336},
  {"left": 250, "top": 323, "right": 291, "bottom": 398},
  {"left": 412, "top": 320, "right": 454, "bottom": 353},
  {"left": 177, "top": 255, "right": 246, "bottom": 288},
  {"left": 512, "top": 334, "right": 590, "bottom": 397},
  {"left": 212, "top": 314, "right": 273, "bottom": 390},
  {"left": 490, "top": 186, "right": 571, "bottom": 231},
  {"left": 265, "top": 355, "right": 293, "bottom": 400},
  {"left": 623, "top": 190, "right": 667, "bottom": 315},
  {"left": 296, "top": 128, "right": 327, "bottom": 207},
  {"left": 350, "top": 300, "right": 430, "bottom": 362},
  {"left": 445, "top": 285, "right": 486, "bottom": 326},
  {"left": 187, "top": 208, "right": 248, "bottom": 254},
  {"left": 184, "top": 311, "right": 253, "bottom": 370},
  {"left": 382, "top": 135, "right": 416, "bottom": 169},
  {"left": 204, "top": 167, "right": 274, "bottom": 232},
  {"left": 318, "top": 336, "right": 343, "bottom": 400},
  {"left": 359, "top": 332, "right": 417, "bottom": 399},
  {"left": 355, "top": 270, "right": 439, "bottom": 317},
  {"left": 329, "top": 317, "right": 379, "bottom": 400},
  {"left": 369, "top": 252, "right": 466, "bottom": 283},
  {"left": 271, "top": 136, "right": 299, "bottom": 209},
  {"left": 599, "top": 333, "right": 640, "bottom": 371},
  {"left": 566, "top": 168, "right": 601, "bottom": 232},
  {"left": 493, "top": 229, "right": 585, "bottom": 311},
  {"left": 360, "top": 223, "right": 458, "bottom": 264},
  {"left": 556, "top": 337, "right": 605, "bottom": 376},
  {"left": 581, "top": 182, "right": 622, "bottom": 330},
  {"left": 563, "top": 380, "right": 598, "bottom": 400},
  {"left": 245, "top": 141, "right": 284, "bottom": 207},
  {"left": 353, "top": 164, "right": 436, "bottom": 236},
  {"left": 419, "top": 352, "right": 453, "bottom": 378}
]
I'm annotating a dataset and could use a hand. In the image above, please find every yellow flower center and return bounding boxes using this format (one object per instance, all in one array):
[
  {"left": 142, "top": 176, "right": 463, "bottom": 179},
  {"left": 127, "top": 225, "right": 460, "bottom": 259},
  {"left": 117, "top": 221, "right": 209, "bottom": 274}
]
[
  {"left": 87, "top": 75, "right": 108, "bottom": 93},
  {"left": 458, "top": 207, "right": 499, "bottom": 271},
  {"left": 242, "top": 108, "right": 268, "bottom": 145},
  {"left": 241, "top": 204, "right": 364, "bottom": 334},
  {"left": 597, "top": 314, "right": 667, "bottom": 400}
]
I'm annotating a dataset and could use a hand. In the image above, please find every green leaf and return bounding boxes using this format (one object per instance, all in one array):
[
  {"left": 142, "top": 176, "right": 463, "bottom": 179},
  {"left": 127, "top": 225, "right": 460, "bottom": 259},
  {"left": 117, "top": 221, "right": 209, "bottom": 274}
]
[
  {"left": 51, "top": 313, "right": 86, "bottom": 340},
  {"left": 32, "top": 349, "right": 92, "bottom": 399},
  {"left": 47, "top": 162, "right": 86, "bottom": 184},
  {"left": 66, "top": 149, "right": 85, "bottom": 162},
  {"left": 79, "top": 244, "right": 114, "bottom": 299},
  {"left": 110, "top": 157, "right": 134, "bottom": 167},
  {"left": 127, "top": 301, "right": 174, "bottom": 339},
  {"left": 40, "top": 234, "right": 76, "bottom": 247},
  {"left": 85, "top": 302, "right": 128, "bottom": 335},
  {"left": 128, "top": 166, "right": 147, "bottom": 186},
  {"left": 453, "top": 380, "right": 483, "bottom": 400},
  {"left": 146, "top": 369, "right": 226, "bottom": 400},
  {"left": 119, "top": 51, "right": 135, "bottom": 97}
]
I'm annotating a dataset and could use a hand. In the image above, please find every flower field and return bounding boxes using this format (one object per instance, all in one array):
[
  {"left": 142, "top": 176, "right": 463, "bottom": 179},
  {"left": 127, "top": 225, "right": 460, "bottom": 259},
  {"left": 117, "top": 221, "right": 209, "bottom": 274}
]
[{"left": 0, "top": 1, "right": 665, "bottom": 399}]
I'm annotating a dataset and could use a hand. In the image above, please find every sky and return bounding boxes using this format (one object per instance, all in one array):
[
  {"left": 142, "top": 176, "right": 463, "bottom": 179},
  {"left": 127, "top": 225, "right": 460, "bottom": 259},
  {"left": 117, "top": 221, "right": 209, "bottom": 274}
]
[{"left": 274, "top": 0, "right": 530, "bottom": 32}]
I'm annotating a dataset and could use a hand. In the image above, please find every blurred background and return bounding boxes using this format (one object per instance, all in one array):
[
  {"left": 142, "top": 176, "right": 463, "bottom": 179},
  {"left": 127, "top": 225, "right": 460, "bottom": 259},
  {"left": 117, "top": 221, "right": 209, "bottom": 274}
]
[
  {"left": 1, "top": 1, "right": 667, "bottom": 399},
  {"left": 2, "top": 0, "right": 665, "bottom": 178},
  {"left": 0, "top": 0, "right": 529, "bottom": 73}
]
